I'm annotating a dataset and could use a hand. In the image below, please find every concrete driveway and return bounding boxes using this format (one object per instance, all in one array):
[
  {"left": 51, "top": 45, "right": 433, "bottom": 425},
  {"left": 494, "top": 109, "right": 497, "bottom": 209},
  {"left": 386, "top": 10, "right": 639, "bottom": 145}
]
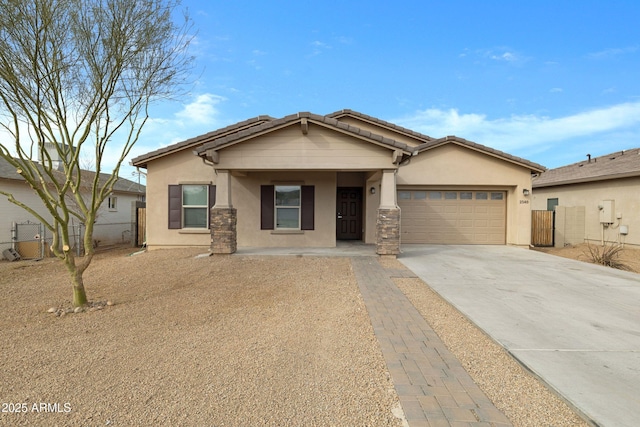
[{"left": 398, "top": 245, "right": 640, "bottom": 427}]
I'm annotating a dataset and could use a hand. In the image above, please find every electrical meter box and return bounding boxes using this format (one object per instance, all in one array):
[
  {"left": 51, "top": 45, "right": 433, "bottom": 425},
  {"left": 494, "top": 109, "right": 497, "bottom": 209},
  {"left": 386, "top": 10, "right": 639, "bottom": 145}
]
[{"left": 599, "top": 200, "right": 615, "bottom": 224}]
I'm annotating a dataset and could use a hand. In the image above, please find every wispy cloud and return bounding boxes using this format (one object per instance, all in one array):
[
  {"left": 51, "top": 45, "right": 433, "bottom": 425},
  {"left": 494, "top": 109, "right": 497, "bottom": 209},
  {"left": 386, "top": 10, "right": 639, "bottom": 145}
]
[
  {"left": 246, "top": 59, "right": 262, "bottom": 70},
  {"left": 308, "top": 40, "right": 332, "bottom": 57},
  {"left": 587, "top": 46, "right": 638, "bottom": 59},
  {"left": 312, "top": 41, "right": 331, "bottom": 49},
  {"left": 394, "top": 102, "right": 640, "bottom": 164},
  {"left": 490, "top": 51, "right": 519, "bottom": 62},
  {"left": 335, "top": 36, "right": 354, "bottom": 45},
  {"left": 465, "top": 47, "right": 529, "bottom": 65}
]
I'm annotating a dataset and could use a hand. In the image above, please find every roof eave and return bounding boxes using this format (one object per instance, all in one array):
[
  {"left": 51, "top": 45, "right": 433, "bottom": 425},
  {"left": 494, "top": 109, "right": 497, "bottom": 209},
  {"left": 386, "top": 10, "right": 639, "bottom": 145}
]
[
  {"left": 533, "top": 171, "right": 640, "bottom": 188},
  {"left": 131, "top": 115, "right": 275, "bottom": 167},
  {"left": 327, "top": 109, "right": 434, "bottom": 142},
  {"left": 196, "top": 113, "right": 413, "bottom": 156},
  {"left": 415, "top": 136, "right": 546, "bottom": 173}
]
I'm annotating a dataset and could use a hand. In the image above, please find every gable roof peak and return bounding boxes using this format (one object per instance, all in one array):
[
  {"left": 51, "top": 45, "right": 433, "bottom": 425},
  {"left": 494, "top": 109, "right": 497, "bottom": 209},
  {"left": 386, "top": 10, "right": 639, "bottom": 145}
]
[
  {"left": 326, "top": 109, "right": 435, "bottom": 142},
  {"left": 195, "top": 110, "right": 413, "bottom": 155},
  {"left": 131, "top": 114, "right": 275, "bottom": 167},
  {"left": 413, "top": 134, "right": 546, "bottom": 173}
]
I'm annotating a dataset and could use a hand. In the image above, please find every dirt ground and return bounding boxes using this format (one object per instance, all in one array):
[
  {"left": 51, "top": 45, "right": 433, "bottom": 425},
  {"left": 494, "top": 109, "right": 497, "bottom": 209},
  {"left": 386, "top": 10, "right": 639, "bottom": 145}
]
[
  {"left": 531, "top": 242, "right": 640, "bottom": 273},
  {"left": 0, "top": 245, "right": 610, "bottom": 426},
  {"left": 0, "top": 248, "right": 401, "bottom": 426}
]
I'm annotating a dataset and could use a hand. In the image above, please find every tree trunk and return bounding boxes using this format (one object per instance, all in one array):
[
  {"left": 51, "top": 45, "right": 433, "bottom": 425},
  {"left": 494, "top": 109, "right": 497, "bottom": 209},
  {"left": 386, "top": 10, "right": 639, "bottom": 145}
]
[
  {"left": 63, "top": 250, "right": 89, "bottom": 307},
  {"left": 72, "top": 272, "right": 88, "bottom": 307}
]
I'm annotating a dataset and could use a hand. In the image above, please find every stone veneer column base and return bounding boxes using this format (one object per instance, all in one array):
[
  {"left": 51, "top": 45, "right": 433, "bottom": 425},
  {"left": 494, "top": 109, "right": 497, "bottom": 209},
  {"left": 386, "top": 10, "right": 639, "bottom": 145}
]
[
  {"left": 210, "top": 207, "right": 237, "bottom": 254},
  {"left": 376, "top": 207, "right": 400, "bottom": 256}
]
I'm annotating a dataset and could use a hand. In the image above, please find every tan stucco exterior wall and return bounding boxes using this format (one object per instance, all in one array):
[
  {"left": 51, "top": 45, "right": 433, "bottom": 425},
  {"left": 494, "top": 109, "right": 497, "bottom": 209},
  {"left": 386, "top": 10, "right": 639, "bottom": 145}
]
[
  {"left": 231, "top": 170, "right": 391, "bottom": 247},
  {"left": 231, "top": 171, "right": 337, "bottom": 247},
  {"left": 141, "top": 126, "right": 537, "bottom": 250},
  {"left": 146, "top": 155, "right": 379, "bottom": 249},
  {"left": 215, "top": 124, "right": 398, "bottom": 171},
  {"left": 145, "top": 149, "right": 216, "bottom": 250},
  {"left": 397, "top": 144, "right": 535, "bottom": 246},
  {"left": 532, "top": 177, "right": 640, "bottom": 247}
]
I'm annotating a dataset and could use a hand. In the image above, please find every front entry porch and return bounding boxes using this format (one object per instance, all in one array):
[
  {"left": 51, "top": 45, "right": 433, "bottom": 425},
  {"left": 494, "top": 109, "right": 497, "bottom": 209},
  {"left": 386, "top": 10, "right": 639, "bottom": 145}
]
[{"left": 209, "top": 169, "right": 401, "bottom": 256}]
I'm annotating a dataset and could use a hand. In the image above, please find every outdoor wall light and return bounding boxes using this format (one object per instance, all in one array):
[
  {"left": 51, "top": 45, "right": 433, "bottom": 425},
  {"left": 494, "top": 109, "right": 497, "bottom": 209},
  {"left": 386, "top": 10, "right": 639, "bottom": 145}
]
[
  {"left": 370, "top": 186, "right": 376, "bottom": 195},
  {"left": 523, "top": 188, "right": 530, "bottom": 196}
]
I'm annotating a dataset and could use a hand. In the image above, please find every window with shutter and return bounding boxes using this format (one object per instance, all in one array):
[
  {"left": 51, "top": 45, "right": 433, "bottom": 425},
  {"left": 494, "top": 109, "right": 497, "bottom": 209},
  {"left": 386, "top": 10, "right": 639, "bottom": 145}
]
[
  {"left": 168, "top": 184, "right": 216, "bottom": 229},
  {"left": 261, "top": 184, "right": 314, "bottom": 230}
]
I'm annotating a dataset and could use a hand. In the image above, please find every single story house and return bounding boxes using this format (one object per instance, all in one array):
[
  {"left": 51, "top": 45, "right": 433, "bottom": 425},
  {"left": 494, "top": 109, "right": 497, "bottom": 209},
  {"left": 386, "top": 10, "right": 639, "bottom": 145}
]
[
  {"left": 0, "top": 156, "right": 145, "bottom": 259},
  {"left": 131, "top": 110, "right": 545, "bottom": 255},
  {"left": 532, "top": 148, "right": 640, "bottom": 248}
]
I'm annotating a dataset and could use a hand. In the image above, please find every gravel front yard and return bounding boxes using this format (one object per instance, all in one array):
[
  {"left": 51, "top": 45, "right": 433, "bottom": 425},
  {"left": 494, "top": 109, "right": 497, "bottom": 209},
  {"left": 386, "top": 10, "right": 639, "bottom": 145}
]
[
  {"left": 532, "top": 242, "right": 640, "bottom": 272},
  {"left": 0, "top": 248, "right": 401, "bottom": 426},
  {"left": 0, "top": 246, "right": 600, "bottom": 426}
]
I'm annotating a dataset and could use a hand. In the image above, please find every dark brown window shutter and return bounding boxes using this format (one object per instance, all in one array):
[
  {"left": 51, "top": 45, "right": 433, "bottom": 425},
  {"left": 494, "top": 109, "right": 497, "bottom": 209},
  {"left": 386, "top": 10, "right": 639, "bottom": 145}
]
[
  {"left": 301, "top": 185, "right": 315, "bottom": 230},
  {"left": 260, "top": 185, "right": 275, "bottom": 230},
  {"left": 168, "top": 185, "right": 182, "bottom": 229}
]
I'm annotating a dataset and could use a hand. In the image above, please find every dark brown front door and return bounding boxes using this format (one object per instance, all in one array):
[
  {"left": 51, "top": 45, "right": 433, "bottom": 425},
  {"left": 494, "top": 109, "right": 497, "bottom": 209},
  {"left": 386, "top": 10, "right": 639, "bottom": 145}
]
[{"left": 336, "top": 187, "right": 362, "bottom": 240}]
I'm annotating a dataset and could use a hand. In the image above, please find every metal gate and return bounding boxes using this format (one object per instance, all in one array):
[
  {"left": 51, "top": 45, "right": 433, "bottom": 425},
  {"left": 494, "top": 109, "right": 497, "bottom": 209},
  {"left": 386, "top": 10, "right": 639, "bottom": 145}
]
[
  {"left": 13, "top": 221, "right": 45, "bottom": 259},
  {"left": 531, "top": 210, "right": 555, "bottom": 247}
]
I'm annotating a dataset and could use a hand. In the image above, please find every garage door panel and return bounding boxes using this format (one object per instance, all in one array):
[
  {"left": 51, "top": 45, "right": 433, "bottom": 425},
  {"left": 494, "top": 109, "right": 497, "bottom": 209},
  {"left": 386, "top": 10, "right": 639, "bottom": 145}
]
[
  {"left": 444, "top": 206, "right": 458, "bottom": 214},
  {"left": 450, "top": 231, "right": 472, "bottom": 241},
  {"left": 399, "top": 190, "right": 506, "bottom": 244}
]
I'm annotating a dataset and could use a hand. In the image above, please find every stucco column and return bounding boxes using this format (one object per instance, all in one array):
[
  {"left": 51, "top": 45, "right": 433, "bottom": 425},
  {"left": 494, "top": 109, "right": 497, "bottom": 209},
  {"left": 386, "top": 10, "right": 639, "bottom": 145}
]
[
  {"left": 376, "top": 169, "right": 400, "bottom": 256},
  {"left": 214, "top": 169, "right": 232, "bottom": 208},
  {"left": 379, "top": 169, "right": 397, "bottom": 208},
  {"left": 210, "top": 169, "right": 236, "bottom": 254}
]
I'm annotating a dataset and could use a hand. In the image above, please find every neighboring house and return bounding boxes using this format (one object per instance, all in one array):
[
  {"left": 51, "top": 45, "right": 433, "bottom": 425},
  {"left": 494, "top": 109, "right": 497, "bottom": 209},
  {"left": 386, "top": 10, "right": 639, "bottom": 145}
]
[
  {"left": 532, "top": 148, "right": 640, "bottom": 248},
  {"left": 132, "top": 110, "right": 545, "bottom": 255},
  {"left": 0, "top": 156, "right": 145, "bottom": 259}
]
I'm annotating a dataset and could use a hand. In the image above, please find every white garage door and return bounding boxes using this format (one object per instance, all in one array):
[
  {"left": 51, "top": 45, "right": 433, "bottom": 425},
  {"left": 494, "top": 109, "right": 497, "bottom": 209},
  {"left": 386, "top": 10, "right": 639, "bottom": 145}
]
[{"left": 398, "top": 190, "right": 506, "bottom": 244}]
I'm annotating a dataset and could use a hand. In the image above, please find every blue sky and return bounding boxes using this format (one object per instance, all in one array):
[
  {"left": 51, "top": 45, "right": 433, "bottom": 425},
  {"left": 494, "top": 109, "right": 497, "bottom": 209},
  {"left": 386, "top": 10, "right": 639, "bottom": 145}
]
[{"left": 122, "top": 0, "right": 640, "bottom": 181}]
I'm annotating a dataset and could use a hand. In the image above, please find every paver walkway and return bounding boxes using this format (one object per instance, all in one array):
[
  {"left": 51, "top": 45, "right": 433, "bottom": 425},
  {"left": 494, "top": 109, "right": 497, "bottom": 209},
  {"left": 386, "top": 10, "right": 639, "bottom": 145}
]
[{"left": 351, "top": 257, "right": 512, "bottom": 427}]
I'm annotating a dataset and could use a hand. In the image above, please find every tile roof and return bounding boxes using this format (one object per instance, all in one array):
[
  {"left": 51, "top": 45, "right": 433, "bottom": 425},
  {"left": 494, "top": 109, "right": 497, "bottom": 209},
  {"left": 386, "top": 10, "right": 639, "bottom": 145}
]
[
  {"left": 196, "top": 111, "right": 413, "bottom": 154},
  {"left": 415, "top": 135, "right": 546, "bottom": 172},
  {"left": 130, "top": 115, "right": 274, "bottom": 167},
  {"left": 0, "top": 156, "right": 145, "bottom": 194},
  {"left": 0, "top": 155, "right": 21, "bottom": 181},
  {"left": 327, "top": 109, "right": 435, "bottom": 142},
  {"left": 132, "top": 109, "right": 546, "bottom": 173},
  {"left": 533, "top": 148, "right": 640, "bottom": 188}
]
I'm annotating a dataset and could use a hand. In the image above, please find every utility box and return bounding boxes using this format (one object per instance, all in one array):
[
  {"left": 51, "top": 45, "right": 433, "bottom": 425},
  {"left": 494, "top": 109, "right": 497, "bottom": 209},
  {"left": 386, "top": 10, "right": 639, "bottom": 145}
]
[
  {"left": 599, "top": 200, "right": 615, "bottom": 224},
  {"left": 2, "top": 248, "right": 21, "bottom": 261}
]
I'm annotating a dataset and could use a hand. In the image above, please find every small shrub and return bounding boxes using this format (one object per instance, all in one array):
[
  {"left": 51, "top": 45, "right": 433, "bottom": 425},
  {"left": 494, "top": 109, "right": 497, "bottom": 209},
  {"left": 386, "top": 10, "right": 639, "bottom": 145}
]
[{"left": 584, "top": 243, "right": 631, "bottom": 271}]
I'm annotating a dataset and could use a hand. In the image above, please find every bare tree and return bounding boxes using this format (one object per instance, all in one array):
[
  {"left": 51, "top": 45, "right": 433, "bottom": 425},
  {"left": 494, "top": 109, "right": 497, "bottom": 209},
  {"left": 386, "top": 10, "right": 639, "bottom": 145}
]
[{"left": 0, "top": 0, "right": 193, "bottom": 306}]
